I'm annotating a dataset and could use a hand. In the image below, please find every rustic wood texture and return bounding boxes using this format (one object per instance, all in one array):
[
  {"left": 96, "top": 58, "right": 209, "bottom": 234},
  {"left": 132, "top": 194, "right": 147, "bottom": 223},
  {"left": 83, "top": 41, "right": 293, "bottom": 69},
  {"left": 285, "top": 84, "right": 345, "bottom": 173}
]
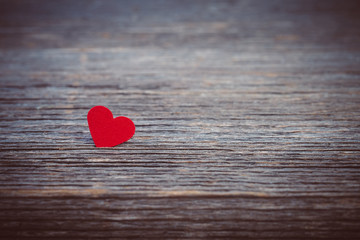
[{"left": 1, "top": 0, "right": 360, "bottom": 239}]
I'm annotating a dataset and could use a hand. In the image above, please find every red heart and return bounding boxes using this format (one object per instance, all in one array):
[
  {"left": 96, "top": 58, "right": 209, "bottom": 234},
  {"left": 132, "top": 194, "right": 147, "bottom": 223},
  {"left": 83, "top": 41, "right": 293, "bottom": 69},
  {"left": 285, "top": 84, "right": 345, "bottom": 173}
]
[{"left": 87, "top": 106, "right": 135, "bottom": 147}]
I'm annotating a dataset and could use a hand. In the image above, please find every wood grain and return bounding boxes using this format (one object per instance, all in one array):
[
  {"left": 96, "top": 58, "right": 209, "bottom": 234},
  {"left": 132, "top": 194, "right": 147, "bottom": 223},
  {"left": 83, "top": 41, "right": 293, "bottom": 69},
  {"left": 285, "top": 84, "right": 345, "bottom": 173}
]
[{"left": 1, "top": 0, "right": 360, "bottom": 239}]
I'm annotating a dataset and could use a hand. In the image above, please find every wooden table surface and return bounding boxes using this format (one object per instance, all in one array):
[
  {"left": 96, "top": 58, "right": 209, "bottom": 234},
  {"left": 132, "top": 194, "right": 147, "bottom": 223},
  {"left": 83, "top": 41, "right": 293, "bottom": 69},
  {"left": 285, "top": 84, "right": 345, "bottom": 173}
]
[{"left": 1, "top": 0, "right": 360, "bottom": 239}]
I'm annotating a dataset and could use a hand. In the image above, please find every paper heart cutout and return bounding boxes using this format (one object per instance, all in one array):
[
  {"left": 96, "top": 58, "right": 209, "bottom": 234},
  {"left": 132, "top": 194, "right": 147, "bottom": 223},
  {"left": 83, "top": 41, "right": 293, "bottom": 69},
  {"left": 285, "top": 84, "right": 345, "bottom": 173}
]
[{"left": 87, "top": 106, "right": 135, "bottom": 147}]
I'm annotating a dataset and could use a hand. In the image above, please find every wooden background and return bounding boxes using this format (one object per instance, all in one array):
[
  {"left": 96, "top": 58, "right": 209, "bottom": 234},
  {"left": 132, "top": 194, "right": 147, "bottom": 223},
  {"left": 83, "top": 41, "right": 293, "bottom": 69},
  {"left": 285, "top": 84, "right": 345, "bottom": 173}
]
[{"left": 1, "top": 0, "right": 360, "bottom": 239}]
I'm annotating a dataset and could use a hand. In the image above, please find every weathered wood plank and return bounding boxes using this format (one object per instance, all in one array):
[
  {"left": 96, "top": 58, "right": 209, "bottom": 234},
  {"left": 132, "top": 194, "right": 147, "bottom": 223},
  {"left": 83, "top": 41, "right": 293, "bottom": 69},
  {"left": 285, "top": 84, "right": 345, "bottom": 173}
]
[{"left": 1, "top": 0, "right": 360, "bottom": 239}]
